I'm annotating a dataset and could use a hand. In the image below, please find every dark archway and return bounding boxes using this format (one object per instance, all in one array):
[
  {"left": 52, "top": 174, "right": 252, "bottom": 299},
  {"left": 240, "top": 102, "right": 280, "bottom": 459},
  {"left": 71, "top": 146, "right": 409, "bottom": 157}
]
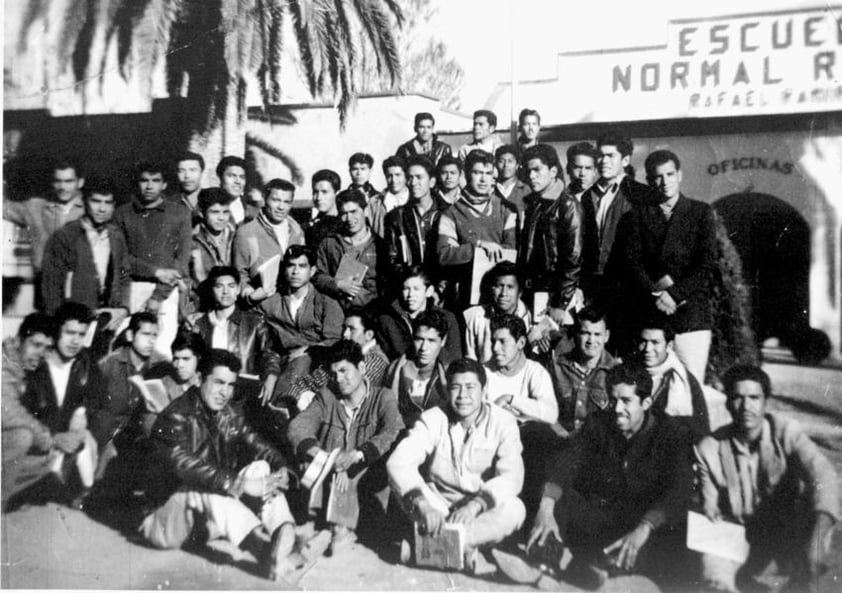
[{"left": 713, "top": 192, "right": 829, "bottom": 364}]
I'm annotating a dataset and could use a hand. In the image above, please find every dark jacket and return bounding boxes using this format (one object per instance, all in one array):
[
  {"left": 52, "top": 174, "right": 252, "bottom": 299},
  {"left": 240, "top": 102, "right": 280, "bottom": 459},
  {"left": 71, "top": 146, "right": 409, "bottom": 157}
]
[
  {"left": 549, "top": 349, "right": 618, "bottom": 433},
  {"left": 383, "top": 198, "right": 448, "bottom": 275},
  {"left": 313, "top": 232, "right": 389, "bottom": 310},
  {"left": 376, "top": 299, "right": 463, "bottom": 365},
  {"left": 544, "top": 412, "right": 693, "bottom": 533},
  {"left": 383, "top": 355, "right": 448, "bottom": 428},
  {"left": 305, "top": 213, "right": 343, "bottom": 250},
  {"left": 619, "top": 195, "right": 716, "bottom": 333},
  {"left": 519, "top": 183, "right": 584, "bottom": 308},
  {"left": 41, "top": 219, "right": 131, "bottom": 315},
  {"left": 190, "top": 309, "right": 273, "bottom": 377},
  {"left": 396, "top": 136, "right": 453, "bottom": 167},
  {"left": 147, "top": 387, "right": 286, "bottom": 506}
]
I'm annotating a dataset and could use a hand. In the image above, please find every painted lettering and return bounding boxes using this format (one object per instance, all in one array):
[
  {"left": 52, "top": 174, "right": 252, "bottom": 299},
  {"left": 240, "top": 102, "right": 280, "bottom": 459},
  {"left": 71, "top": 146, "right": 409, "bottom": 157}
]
[
  {"left": 710, "top": 24, "right": 729, "bottom": 55},
  {"left": 771, "top": 19, "right": 792, "bottom": 49},
  {"left": 804, "top": 16, "right": 824, "bottom": 46},
  {"left": 815, "top": 52, "right": 835, "bottom": 81},
  {"left": 740, "top": 22, "right": 759, "bottom": 52},
  {"left": 613, "top": 65, "right": 631, "bottom": 92},
  {"left": 641, "top": 63, "right": 660, "bottom": 91},
  {"left": 679, "top": 27, "right": 697, "bottom": 56},
  {"left": 733, "top": 62, "right": 750, "bottom": 84},
  {"left": 763, "top": 57, "right": 782, "bottom": 84},
  {"left": 671, "top": 62, "right": 689, "bottom": 88},
  {"left": 701, "top": 60, "right": 720, "bottom": 87}
]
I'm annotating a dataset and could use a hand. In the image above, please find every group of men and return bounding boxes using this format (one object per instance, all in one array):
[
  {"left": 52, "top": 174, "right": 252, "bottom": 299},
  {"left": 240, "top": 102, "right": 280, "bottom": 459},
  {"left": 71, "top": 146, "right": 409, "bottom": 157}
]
[{"left": 1, "top": 107, "right": 837, "bottom": 591}]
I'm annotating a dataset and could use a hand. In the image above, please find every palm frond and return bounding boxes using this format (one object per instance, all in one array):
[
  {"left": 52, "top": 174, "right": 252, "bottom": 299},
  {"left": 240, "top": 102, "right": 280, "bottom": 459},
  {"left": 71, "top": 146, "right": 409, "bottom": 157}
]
[
  {"left": 17, "top": 0, "right": 50, "bottom": 53},
  {"left": 267, "top": 0, "right": 285, "bottom": 104},
  {"left": 288, "top": 0, "right": 318, "bottom": 96},
  {"left": 71, "top": 0, "right": 98, "bottom": 83},
  {"left": 246, "top": 131, "right": 305, "bottom": 185},
  {"left": 57, "top": 0, "right": 91, "bottom": 75}
]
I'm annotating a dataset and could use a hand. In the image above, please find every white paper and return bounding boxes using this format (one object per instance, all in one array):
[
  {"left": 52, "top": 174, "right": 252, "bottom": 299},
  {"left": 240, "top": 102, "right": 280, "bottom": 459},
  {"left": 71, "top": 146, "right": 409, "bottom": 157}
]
[
  {"left": 469, "top": 247, "right": 517, "bottom": 305},
  {"left": 686, "top": 510, "right": 750, "bottom": 563}
]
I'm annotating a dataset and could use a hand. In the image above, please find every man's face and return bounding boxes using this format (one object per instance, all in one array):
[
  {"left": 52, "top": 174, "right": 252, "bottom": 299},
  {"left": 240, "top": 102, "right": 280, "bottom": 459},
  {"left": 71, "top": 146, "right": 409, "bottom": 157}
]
[
  {"left": 284, "top": 255, "right": 312, "bottom": 290},
  {"left": 413, "top": 326, "right": 444, "bottom": 367},
  {"left": 55, "top": 320, "right": 88, "bottom": 360},
  {"left": 491, "top": 274, "right": 520, "bottom": 314},
  {"left": 20, "top": 332, "right": 53, "bottom": 371},
  {"left": 520, "top": 115, "right": 540, "bottom": 141},
  {"left": 385, "top": 166, "right": 407, "bottom": 194},
  {"left": 526, "top": 158, "right": 557, "bottom": 193},
  {"left": 312, "top": 181, "right": 337, "bottom": 214},
  {"left": 349, "top": 163, "right": 371, "bottom": 186},
  {"left": 264, "top": 188, "right": 293, "bottom": 224},
  {"left": 172, "top": 348, "right": 199, "bottom": 383},
  {"left": 648, "top": 160, "right": 682, "bottom": 201},
  {"left": 203, "top": 203, "right": 231, "bottom": 233},
  {"left": 340, "top": 200, "right": 367, "bottom": 235},
  {"left": 728, "top": 380, "right": 767, "bottom": 436},
  {"left": 575, "top": 319, "right": 608, "bottom": 361},
  {"left": 496, "top": 153, "right": 519, "bottom": 183},
  {"left": 138, "top": 171, "right": 167, "bottom": 204},
  {"left": 639, "top": 328, "right": 669, "bottom": 368},
  {"left": 130, "top": 322, "right": 159, "bottom": 359},
  {"left": 439, "top": 165, "right": 461, "bottom": 191},
  {"left": 200, "top": 365, "right": 238, "bottom": 412},
  {"left": 341, "top": 316, "right": 370, "bottom": 346},
  {"left": 448, "top": 371, "right": 484, "bottom": 421},
  {"left": 212, "top": 274, "right": 240, "bottom": 308},
  {"left": 612, "top": 382, "right": 649, "bottom": 437},
  {"left": 472, "top": 116, "right": 494, "bottom": 142},
  {"left": 220, "top": 166, "right": 246, "bottom": 198},
  {"left": 85, "top": 192, "right": 116, "bottom": 226},
  {"left": 491, "top": 328, "right": 523, "bottom": 369},
  {"left": 329, "top": 359, "right": 365, "bottom": 397},
  {"left": 407, "top": 165, "right": 434, "bottom": 201},
  {"left": 401, "top": 276, "right": 429, "bottom": 313},
  {"left": 177, "top": 159, "right": 203, "bottom": 194},
  {"left": 52, "top": 168, "right": 83, "bottom": 203},
  {"left": 597, "top": 145, "right": 630, "bottom": 183},
  {"left": 568, "top": 155, "right": 597, "bottom": 192},
  {"left": 415, "top": 119, "right": 434, "bottom": 143},
  {"left": 467, "top": 162, "right": 494, "bottom": 196}
]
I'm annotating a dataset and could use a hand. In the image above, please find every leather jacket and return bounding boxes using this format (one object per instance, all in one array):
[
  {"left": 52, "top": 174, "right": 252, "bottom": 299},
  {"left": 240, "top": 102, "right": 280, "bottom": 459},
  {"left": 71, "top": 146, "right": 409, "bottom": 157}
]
[
  {"left": 189, "top": 309, "right": 275, "bottom": 377},
  {"left": 519, "top": 188, "right": 584, "bottom": 308},
  {"left": 147, "top": 387, "right": 286, "bottom": 505},
  {"left": 395, "top": 136, "right": 453, "bottom": 167}
]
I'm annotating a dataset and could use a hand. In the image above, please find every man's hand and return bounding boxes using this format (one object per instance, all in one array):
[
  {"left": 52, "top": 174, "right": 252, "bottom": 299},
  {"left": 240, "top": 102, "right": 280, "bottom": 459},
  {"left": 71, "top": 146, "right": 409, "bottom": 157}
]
[
  {"left": 53, "top": 430, "right": 85, "bottom": 454},
  {"left": 305, "top": 446, "right": 325, "bottom": 460},
  {"left": 288, "top": 346, "right": 309, "bottom": 360},
  {"left": 144, "top": 298, "right": 161, "bottom": 314},
  {"left": 494, "top": 394, "right": 514, "bottom": 407},
  {"left": 154, "top": 268, "right": 182, "bottom": 286},
  {"left": 334, "top": 450, "right": 363, "bottom": 473},
  {"left": 805, "top": 512, "right": 835, "bottom": 573},
  {"left": 654, "top": 291, "right": 677, "bottom": 315},
  {"left": 267, "top": 468, "right": 290, "bottom": 495},
  {"left": 260, "top": 375, "right": 278, "bottom": 406},
  {"left": 478, "top": 240, "right": 504, "bottom": 262},
  {"left": 247, "top": 286, "right": 276, "bottom": 303},
  {"left": 448, "top": 499, "right": 482, "bottom": 525},
  {"left": 527, "top": 497, "right": 562, "bottom": 552},
  {"left": 334, "top": 470, "right": 350, "bottom": 493},
  {"left": 414, "top": 498, "right": 446, "bottom": 536},
  {"left": 702, "top": 504, "right": 721, "bottom": 523},
  {"left": 96, "top": 307, "right": 129, "bottom": 331},
  {"left": 548, "top": 307, "right": 567, "bottom": 325},
  {"left": 335, "top": 279, "right": 362, "bottom": 299},
  {"left": 604, "top": 522, "right": 652, "bottom": 571}
]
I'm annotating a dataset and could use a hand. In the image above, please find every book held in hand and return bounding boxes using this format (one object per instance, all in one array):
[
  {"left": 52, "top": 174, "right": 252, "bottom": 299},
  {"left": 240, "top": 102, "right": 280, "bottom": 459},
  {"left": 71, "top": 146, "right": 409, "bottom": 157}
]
[
  {"left": 414, "top": 522, "right": 466, "bottom": 570},
  {"left": 257, "top": 254, "right": 282, "bottom": 292},
  {"left": 129, "top": 376, "right": 170, "bottom": 413},
  {"left": 334, "top": 253, "right": 368, "bottom": 285}
]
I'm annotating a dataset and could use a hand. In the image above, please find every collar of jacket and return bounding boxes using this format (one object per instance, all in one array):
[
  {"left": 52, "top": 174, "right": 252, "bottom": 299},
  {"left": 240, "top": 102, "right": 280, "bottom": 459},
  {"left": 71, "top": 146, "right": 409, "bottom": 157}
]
[
  {"left": 131, "top": 198, "right": 166, "bottom": 213},
  {"left": 559, "top": 348, "right": 616, "bottom": 372},
  {"left": 538, "top": 178, "right": 565, "bottom": 202}
]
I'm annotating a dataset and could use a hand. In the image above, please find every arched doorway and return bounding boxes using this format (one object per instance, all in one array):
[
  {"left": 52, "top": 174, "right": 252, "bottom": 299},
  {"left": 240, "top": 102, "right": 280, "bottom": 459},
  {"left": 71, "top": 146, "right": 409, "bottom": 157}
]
[{"left": 713, "top": 192, "right": 829, "bottom": 364}]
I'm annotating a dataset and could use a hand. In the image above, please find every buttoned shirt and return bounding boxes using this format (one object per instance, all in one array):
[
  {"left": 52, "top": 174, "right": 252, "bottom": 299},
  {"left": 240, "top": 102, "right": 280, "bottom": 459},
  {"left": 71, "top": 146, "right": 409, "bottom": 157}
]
[{"left": 549, "top": 349, "right": 617, "bottom": 432}]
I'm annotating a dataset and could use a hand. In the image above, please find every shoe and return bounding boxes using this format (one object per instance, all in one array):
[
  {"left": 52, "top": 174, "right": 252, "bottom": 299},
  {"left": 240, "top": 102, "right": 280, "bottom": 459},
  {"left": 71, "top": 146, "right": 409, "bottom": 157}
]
[
  {"left": 464, "top": 548, "right": 497, "bottom": 576},
  {"left": 399, "top": 538, "right": 412, "bottom": 565},
  {"left": 491, "top": 548, "right": 543, "bottom": 584},
  {"left": 266, "top": 523, "right": 296, "bottom": 581},
  {"left": 562, "top": 556, "right": 608, "bottom": 591},
  {"left": 327, "top": 524, "right": 356, "bottom": 557}
]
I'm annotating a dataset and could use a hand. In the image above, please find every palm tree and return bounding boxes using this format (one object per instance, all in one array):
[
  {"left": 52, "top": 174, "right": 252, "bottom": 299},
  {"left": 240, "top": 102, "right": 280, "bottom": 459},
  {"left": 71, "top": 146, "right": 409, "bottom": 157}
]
[{"left": 18, "top": 0, "right": 403, "bottom": 157}]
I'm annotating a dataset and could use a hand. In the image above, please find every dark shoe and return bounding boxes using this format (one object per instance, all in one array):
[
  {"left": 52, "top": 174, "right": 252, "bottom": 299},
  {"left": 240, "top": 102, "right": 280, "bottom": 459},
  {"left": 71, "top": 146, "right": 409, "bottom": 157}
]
[
  {"left": 562, "top": 556, "right": 608, "bottom": 591},
  {"left": 266, "top": 523, "right": 296, "bottom": 581}
]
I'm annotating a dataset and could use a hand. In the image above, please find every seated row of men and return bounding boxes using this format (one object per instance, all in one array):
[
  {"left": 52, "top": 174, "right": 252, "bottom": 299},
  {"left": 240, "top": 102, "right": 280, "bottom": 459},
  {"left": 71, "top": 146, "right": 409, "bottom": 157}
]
[{"left": 3, "top": 292, "right": 836, "bottom": 591}]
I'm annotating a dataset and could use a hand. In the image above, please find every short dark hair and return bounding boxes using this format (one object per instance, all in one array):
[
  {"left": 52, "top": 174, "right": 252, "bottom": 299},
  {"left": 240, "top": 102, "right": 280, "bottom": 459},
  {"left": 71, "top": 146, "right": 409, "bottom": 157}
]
[
  {"left": 518, "top": 108, "right": 540, "bottom": 127},
  {"left": 348, "top": 152, "right": 374, "bottom": 168},
  {"left": 207, "top": 265, "right": 239, "bottom": 287},
  {"left": 84, "top": 177, "right": 117, "bottom": 201},
  {"left": 53, "top": 302, "right": 94, "bottom": 338},
  {"left": 197, "top": 187, "right": 233, "bottom": 212},
  {"left": 495, "top": 144, "right": 519, "bottom": 161},
  {"left": 522, "top": 144, "right": 561, "bottom": 172},
  {"left": 326, "top": 339, "right": 365, "bottom": 367},
  {"left": 473, "top": 109, "right": 497, "bottom": 128},
  {"left": 414, "top": 112, "right": 435, "bottom": 127},
  {"left": 177, "top": 151, "right": 205, "bottom": 171},
  {"left": 382, "top": 155, "right": 407, "bottom": 175},
  {"left": 171, "top": 331, "right": 208, "bottom": 360},
  {"left": 437, "top": 155, "right": 462, "bottom": 175},
  {"left": 412, "top": 309, "right": 449, "bottom": 339},
  {"left": 283, "top": 244, "right": 316, "bottom": 266},
  {"left": 597, "top": 131, "right": 634, "bottom": 158},
  {"left": 446, "top": 357, "right": 487, "bottom": 387},
  {"left": 128, "top": 311, "right": 158, "bottom": 334},
  {"left": 485, "top": 261, "right": 522, "bottom": 291},
  {"left": 400, "top": 264, "right": 431, "bottom": 286},
  {"left": 490, "top": 313, "right": 527, "bottom": 342},
  {"left": 606, "top": 363, "right": 653, "bottom": 402},
  {"left": 200, "top": 348, "right": 242, "bottom": 377},
  {"left": 573, "top": 306, "right": 608, "bottom": 333},
  {"left": 215, "top": 155, "right": 247, "bottom": 179},
  {"left": 345, "top": 307, "right": 377, "bottom": 334},
  {"left": 18, "top": 312, "right": 55, "bottom": 341},
  {"left": 723, "top": 365, "right": 772, "bottom": 400},
  {"left": 566, "top": 142, "right": 600, "bottom": 167},
  {"left": 464, "top": 149, "right": 495, "bottom": 173},
  {"left": 337, "top": 188, "right": 368, "bottom": 210},
  {"left": 263, "top": 178, "right": 296, "bottom": 198},
  {"left": 53, "top": 158, "right": 83, "bottom": 178},
  {"left": 639, "top": 317, "right": 676, "bottom": 343},
  {"left": 133, "top": 160, "right": 167, "bottom": 183},
  {"left": 644, "top": 149, "right": 681, "bottom": 177},
  {"left": 312, "top": 169, "right": 341, "bottom": 192},
  {"left": 405, "top": 155, "right": 436, "bottom": 178}
]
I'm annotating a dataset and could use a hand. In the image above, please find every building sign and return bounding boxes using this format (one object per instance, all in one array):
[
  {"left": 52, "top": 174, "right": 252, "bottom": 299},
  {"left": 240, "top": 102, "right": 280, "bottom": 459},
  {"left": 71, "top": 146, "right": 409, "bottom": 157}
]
[{"left": 534, "top": 7, "right": 842, "bottom": 123}]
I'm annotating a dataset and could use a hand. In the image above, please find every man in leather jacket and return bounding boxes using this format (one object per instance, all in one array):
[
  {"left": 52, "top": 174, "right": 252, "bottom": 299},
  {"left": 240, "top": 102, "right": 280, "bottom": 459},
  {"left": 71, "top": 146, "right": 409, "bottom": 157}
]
[
  {"left": 519, "top": 144, "right": 583, "bottom": 324},
  {"left": 141, "top": 349, "right": 298, "bottom": 581},
  {"left": 395, "top": 112, "right": 453, "bottom": 167}
]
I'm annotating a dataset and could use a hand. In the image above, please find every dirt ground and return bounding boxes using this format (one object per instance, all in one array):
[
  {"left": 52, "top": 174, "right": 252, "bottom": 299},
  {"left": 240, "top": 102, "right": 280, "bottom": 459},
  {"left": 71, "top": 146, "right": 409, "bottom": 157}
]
[{"left": 2, "top": 362, "right": 841, "bottom": 592}]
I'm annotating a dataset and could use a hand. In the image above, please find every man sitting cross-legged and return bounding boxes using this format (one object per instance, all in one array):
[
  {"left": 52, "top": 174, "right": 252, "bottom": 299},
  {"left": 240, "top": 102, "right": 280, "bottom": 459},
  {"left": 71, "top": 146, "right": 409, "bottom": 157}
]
[
  {"left": 387, "top": 357, "right": 525, "bottom": 574},
  {"left": 140, "top": 349, "right": 298, "bottom": 581},
  {"left": 287, "top": 340, "right": 403, "bottom": 556}
]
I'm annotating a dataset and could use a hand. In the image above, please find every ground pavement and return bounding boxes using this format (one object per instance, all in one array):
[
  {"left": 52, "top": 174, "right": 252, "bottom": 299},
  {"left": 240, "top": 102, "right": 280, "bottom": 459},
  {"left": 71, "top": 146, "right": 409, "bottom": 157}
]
[{"left": 1, "top": 362, "right": 841, "bottom": 591}]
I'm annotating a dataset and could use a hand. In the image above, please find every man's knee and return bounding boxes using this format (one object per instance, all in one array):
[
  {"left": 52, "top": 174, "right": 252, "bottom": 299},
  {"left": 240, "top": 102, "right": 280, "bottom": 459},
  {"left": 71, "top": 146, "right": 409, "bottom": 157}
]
[
  {"left": 2, "top": 428, "right": 36, "bottom": 462},
  {"left": 140, "top": 492, "right": 195, "bottom": 550}
]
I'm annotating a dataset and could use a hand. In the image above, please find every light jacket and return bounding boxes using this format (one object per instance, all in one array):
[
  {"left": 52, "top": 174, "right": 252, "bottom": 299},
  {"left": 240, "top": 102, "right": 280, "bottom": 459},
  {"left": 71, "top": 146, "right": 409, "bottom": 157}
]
[{"left": 232, "top": 211, "right": 305, "bottom": 290}]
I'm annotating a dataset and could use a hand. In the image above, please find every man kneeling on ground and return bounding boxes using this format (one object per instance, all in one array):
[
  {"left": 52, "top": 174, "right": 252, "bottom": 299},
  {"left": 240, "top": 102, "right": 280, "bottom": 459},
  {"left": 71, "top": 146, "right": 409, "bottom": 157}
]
[
  {"left": 140, "top": 349, "right": 297, "bottom": 581},
  {"left": 387, "top": 357, "right": 526, "bottom": 574}
]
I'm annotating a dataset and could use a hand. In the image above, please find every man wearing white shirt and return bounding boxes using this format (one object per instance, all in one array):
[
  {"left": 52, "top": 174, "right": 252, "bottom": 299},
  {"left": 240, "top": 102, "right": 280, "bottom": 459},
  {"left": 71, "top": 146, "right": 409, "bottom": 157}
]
[{"left": 458, "top": 110, "right": 502, "bottom": 162}]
